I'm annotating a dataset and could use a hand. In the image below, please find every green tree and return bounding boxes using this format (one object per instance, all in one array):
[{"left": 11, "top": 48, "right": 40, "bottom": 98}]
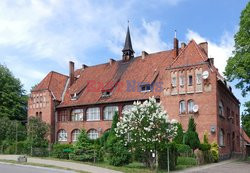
[
  {"left": 183, "top": 117, "right": 200, "bottom": 151},
  {"left": 26, "top": 116, "right": 49, "bottom": 150},
  {"left": 224, "top": 2, "right": 250, "bottom": 96},
  {"left": 106, "top": 111, "right": 131, "bottom": 166},
  {"left": 242, "top": 101, "right": 250, "bottom": 136},
  {"left": 173, "top": 123, "right": 184, "bottom": 144},
  {"left": 0, "top": 64, "right": 27, "bottom": 120}
]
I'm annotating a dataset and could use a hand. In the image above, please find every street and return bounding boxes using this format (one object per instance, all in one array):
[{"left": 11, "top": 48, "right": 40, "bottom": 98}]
[{"left": 0, "top": 162, "right": 76, "bottom": 173}]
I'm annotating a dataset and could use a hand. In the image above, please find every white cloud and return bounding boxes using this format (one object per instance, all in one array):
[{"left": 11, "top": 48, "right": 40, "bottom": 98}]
[{"left": 186, "top": 29, "right": 235, "bottom": 74}]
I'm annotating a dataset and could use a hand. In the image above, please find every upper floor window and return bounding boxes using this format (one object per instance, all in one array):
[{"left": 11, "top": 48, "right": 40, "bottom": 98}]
[
  {"left": 196, "top": 74, "right": 202, "bottom": 85},
  {"left": 179, "top": 76, "right": 185, "bottom": 87},
  {"left": 86, "top": 107, "right": 100, "bottom": 121},
  {"left": 219, "top": 129, "right": 224, "bottom": 146},
  {"left": 188, "top": 75, "right": 193, "bottom": 86},
  {"left": 72, "top": 129, "right": 81, "bottom": 142},
  {"left": 58, "top": 110, "right": 68, "bottom": 122},
  {"left": 104, "top": 106, "right": 118, "bottom": 120},
  {"left": 71, "top": 109, "right": 83, "bottom": 121},
  {"left": 122, "top": 105, "right": 134, "bottom": 113},
  {"left": 88, "top": 129, "right": 99, "bottom": 140},
  {"left": 218, "top": 100, "right": 224, "bottom": 117},
  {"left": 179, "top": 100, "right": 186, "bottom": 114},
  {"left": 58, "top": 129, "right": 67, "bottom": 142},
  {"left": 172, "top": 77, "right": 177, "bottom": 87},
  {"left": 231, "top": 111, "right": 235, "bottom": 124},
  {"left": 188, "top": 100, "right": 194, "bottom": 113}
]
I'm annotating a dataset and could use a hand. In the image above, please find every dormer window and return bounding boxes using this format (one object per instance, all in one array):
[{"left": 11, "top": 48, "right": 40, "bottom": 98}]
[
  {"left": 141, "top": 84, "right": 151, "bottom": 92},
  {"left": 102, "top": 91, "right": 111, "bottom": 97},
  {"left": 71, "top": 93, "right": 77, "bottom": 100}
]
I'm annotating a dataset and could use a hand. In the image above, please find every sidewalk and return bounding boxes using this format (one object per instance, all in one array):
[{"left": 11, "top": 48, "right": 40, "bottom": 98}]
[
  {"left": 0, "top": 155, "right": 122, "bottom": 173},
  {"left": 173, "top": 159, "right": 238, "bottom": 173}
]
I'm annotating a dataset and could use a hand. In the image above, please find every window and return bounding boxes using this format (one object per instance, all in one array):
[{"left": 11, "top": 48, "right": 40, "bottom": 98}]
[
  {"left": 58, "top": 129, "right": 67, "bottom": 141},
  {"left": 231, "top": 111, "right": 234, "bottom": 124},
  {"left": 88, "top": 129, "right": 99, "bottom": 139},
  {"left": 179, "top": 100, "right": 186, "bottom": 114},
  {"left": 179, "top": 76, "right": 185, "bottom": 86},
  {"left": 102, "top": 91, "right": 111, "bottom": 97},
  {"left": 188, "top": 100, "right": 194, "bottom": 113},
  {"left": 71, "top": 109, "right": 83, "bottom": 121},
  {"left": 196, "top": 74, "right": 202, "bottom": 85},
  {"left": 218, "top": 100, "right": 224, "bottom": 117},
  {"left": 188, "top": 75, "right": 193, "bottom": 86},
  {"left": 141, "top": 84, "right": 151, "bottom": 92},
  {"left": 104, "top": 106, "right": 118, "bottom": 120},
  {"left": 86, "top": 107, "right": 100, "bottom": 121},
  {"left": 72, "top": 129, "right": 81, "bottom": 142},
  {"left": 219, "top": 129, "right": 224, "bottom": 146},
  {"left": 58, "top": 110, "right": 68, "bottom": 122},
  {"left": 122, "top": 105, "right": 134, "bottom": 113},
  {"left": 172, "top": 77, "right": 177, "bottom": 87},
  {"left": 39, "top": 112, "right": 42, "bottom": 119}
]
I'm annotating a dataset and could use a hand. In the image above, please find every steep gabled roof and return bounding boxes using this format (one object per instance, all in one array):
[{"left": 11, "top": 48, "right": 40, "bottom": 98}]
[
  {"left": 33, "top": 71, "right": 68, "bottom": 101},
  {"left": 170, "top": 40, "right": 208, "bottom": 68}
]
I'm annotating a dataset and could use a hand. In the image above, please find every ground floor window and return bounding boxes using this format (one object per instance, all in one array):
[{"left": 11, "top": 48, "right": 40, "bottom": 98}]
[
  {"left": 219, "top": 129, "right": 224, "bottom": 146},
  {"left": 58, "top": 129, "right": 67, "bottom": 141},
  {"left": 88, "top": 129, "right": 99, "bottom": 139},
  {"left": 72, "top": 129, "right": 81, "bottom": 142}
]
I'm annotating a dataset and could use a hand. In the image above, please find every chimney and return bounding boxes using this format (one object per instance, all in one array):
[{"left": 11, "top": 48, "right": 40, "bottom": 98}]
[
  {"left": 173, "top": 38, "right": 179, "bottom": 58},
  {"left": 82, "top": 64, "right": 88, "bottom": 70},
  {"left": 109, "top": 58, "right": 116, "bottom": 65},
  {"left": 181, "top": 42, "right": 186, "bottom": 49},
  {"left": 209, "top": 58, "right": 214, "bottom": 65},
  {"left": 69, "top": 61, "right": 75, "bottom": 86},
  {"left": 141, "top": 51, "right": 148, "bottom": 59},
  {"left": 199, "top": 42, "right": 208, "bottom": 56}
]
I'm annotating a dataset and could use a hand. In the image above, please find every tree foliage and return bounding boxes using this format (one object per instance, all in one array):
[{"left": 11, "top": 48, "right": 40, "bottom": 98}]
[
  {"left": 115, "top": 97, "right": 178, "bottom": 169},
  {"left": 224, "top": 2, "right": 250, "bottom": 96},
  {"left": 183, "top": 117, "right": 200, "bottom": 150},
  {"left": 242, "top": 101, "right": 250, "bottom": 137},
  {"left": 0, "top": 64, "right": 27, "bottom": 120},
  {"left": 173, "top": 123, "right": 184, "bottom": 144}
]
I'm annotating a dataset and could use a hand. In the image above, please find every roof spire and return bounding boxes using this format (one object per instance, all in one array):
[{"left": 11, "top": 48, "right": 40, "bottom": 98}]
[{"left": 122, "top": 22, "right": 134, "bottom": 61}]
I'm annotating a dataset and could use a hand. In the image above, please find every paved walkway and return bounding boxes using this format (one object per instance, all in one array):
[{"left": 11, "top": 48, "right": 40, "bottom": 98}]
[
  {"left": 174, "top": 159, "right": 250, "bottom": 173},
  {"left": 0, "top": 155, "right": 121, "bottom": 173}
]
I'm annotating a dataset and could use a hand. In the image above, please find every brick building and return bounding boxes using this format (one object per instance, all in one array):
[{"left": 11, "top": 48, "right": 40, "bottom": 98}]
[{"left": 28, "top": 27, "right": 241, "bottom": 159}]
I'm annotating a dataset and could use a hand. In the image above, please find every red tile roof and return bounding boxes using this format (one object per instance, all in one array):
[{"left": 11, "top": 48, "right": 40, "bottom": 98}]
[{"left": 33, "top": 71, "right": 68, "bottom": 101}]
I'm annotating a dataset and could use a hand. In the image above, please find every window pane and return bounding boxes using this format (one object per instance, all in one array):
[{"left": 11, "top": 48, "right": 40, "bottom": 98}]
[
  {"left": 58, "top": 129, "right": 67, "bottom": 141},
  {"left": 72, "top": 129, "right": 80, "bottom": 142},
  {"left": 196, "top": 74, "right": 202, "bottom": 84},
  {"left": 87, "top": 107, "right": 100, "bottom": 121},
  {"left": 72, "top": 109, "right": 83, "bottom": 121},
  {"left": 179, "top": 101, "right": 186, "bottom": 114},
  {"left": 188, "top": 76, "right": 193, "bottom": 86},
  {"left": 88, "top": 129, "right": 99, "bottom": 139},
  {"left": 104, "top": 106, "right": 118, "bottom": 120},
  {"left": 188, "top": 100, "right": 194, "bottom": 113}
]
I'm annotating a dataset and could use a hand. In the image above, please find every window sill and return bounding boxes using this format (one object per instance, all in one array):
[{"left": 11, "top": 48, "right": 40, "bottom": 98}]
[
  {"left": 86, "top": 120, "right": 101, "bottom": 122},
  {"left": 219, "top": 145, "right": 226, "bottom": 148}
]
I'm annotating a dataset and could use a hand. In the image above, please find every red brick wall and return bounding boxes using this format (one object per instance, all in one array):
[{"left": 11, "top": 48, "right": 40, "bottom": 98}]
[{"left": 28, "top": 90, "right": 55, "bottom": 142}]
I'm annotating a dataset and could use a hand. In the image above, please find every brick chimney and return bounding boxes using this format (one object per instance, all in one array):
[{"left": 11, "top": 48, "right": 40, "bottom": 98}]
[
  {"left": 173, "top": 37, "right": 179, "bottom": 58},
  {"left": 69, "top": 61, "right": 75, "bottom": 86},
  {"left": 199, "top": 42, "right": 208, "bottom": 56}
]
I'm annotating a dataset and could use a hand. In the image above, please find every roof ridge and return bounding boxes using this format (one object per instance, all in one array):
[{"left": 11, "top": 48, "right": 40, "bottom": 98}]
[{"left": 51, "top": 71, "right": 68, "bottom": 77}]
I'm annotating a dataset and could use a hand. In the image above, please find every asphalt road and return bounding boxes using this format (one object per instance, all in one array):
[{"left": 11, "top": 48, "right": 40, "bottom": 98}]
[{"left": 0, "top": 162, "right": 76, "bottom": 173}]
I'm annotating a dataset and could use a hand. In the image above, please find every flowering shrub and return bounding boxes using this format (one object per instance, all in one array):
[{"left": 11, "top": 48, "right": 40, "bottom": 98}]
[{"left": 115, "top": 97, "right": 178, "bottom": 168}]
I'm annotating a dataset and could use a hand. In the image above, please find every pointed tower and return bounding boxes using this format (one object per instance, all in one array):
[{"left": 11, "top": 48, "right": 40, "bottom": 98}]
[{"left": 122, "top": 26, "right": 134, "bottom": 61}]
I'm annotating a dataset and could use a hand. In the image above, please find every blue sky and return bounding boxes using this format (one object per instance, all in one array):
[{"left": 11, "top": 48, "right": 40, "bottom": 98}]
[{"left": 0, "top": 0, "right": 249, "bottom": 113}]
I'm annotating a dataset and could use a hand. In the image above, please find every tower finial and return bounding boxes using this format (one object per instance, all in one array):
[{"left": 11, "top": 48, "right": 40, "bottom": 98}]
[{"left": 174, "top": 29, "right": 177, "bottom": 38}]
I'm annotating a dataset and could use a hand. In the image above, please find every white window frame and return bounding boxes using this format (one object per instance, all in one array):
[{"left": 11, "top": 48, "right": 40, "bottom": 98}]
[
  {"left": 188, "top": 100, "right": 194, "bottom": 113},
  {"left": 71, "top": 109, "right": 83, "bottom": 121},
  {"left": 196, "top": 74, "right": 202, "bottom": 85},
  {"left": 58, "top": 129, "right": 67, "bottom": 142},
  {"left": 72, "top": 129, "right": 81, "bottom": 142},
  {"left": 86, "top": 107, "right": 100, "bottom": 121},
  {"left": 179, "top": 100, "right": 186, "bottom": 114},
  {"left": 219, "top": 129, "right": 224, "bottom": 146},
  {"left": 88, "top": 129, "right": 99, "bottom": 139},
  {"left": 104, "top": 106, "right": 118, "bottom": 120},
  {"left": 172, "top": 77, "right": 177, "bottom": 87},
  {"left": 179, "top": 76, "right": 185, "bottom": 87}
]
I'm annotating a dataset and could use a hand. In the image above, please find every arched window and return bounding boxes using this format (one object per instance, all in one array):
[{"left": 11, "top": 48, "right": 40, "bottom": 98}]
[
  {"left": 71, "top": 129, "right": 81, "bottom": 142},
  {"left": 219, "top": 129, "right": 224, "bottom": 146},
  {"left": 86, "top": 107, "right": 100, "bottom": 121},
  {"left": 188, "top": 100, "right": 194, "bottom": 113},
  {"left": 58, "top": 129, "right": 67, "bottom": 142},
  {"left": 88, "top": 129, "right": 99, "bottom": 140},
  {"left": 179, "top": 100, "right": 186, "bottom": 114},
  {"left": 104, "top": 106, "right": 118, "bottom": 120},
  {"left": 71, "top": 109, "right": 83, "bottom": 121},
  {"left": 219, "top": 100, "right": 224, "bottom": 117}
]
